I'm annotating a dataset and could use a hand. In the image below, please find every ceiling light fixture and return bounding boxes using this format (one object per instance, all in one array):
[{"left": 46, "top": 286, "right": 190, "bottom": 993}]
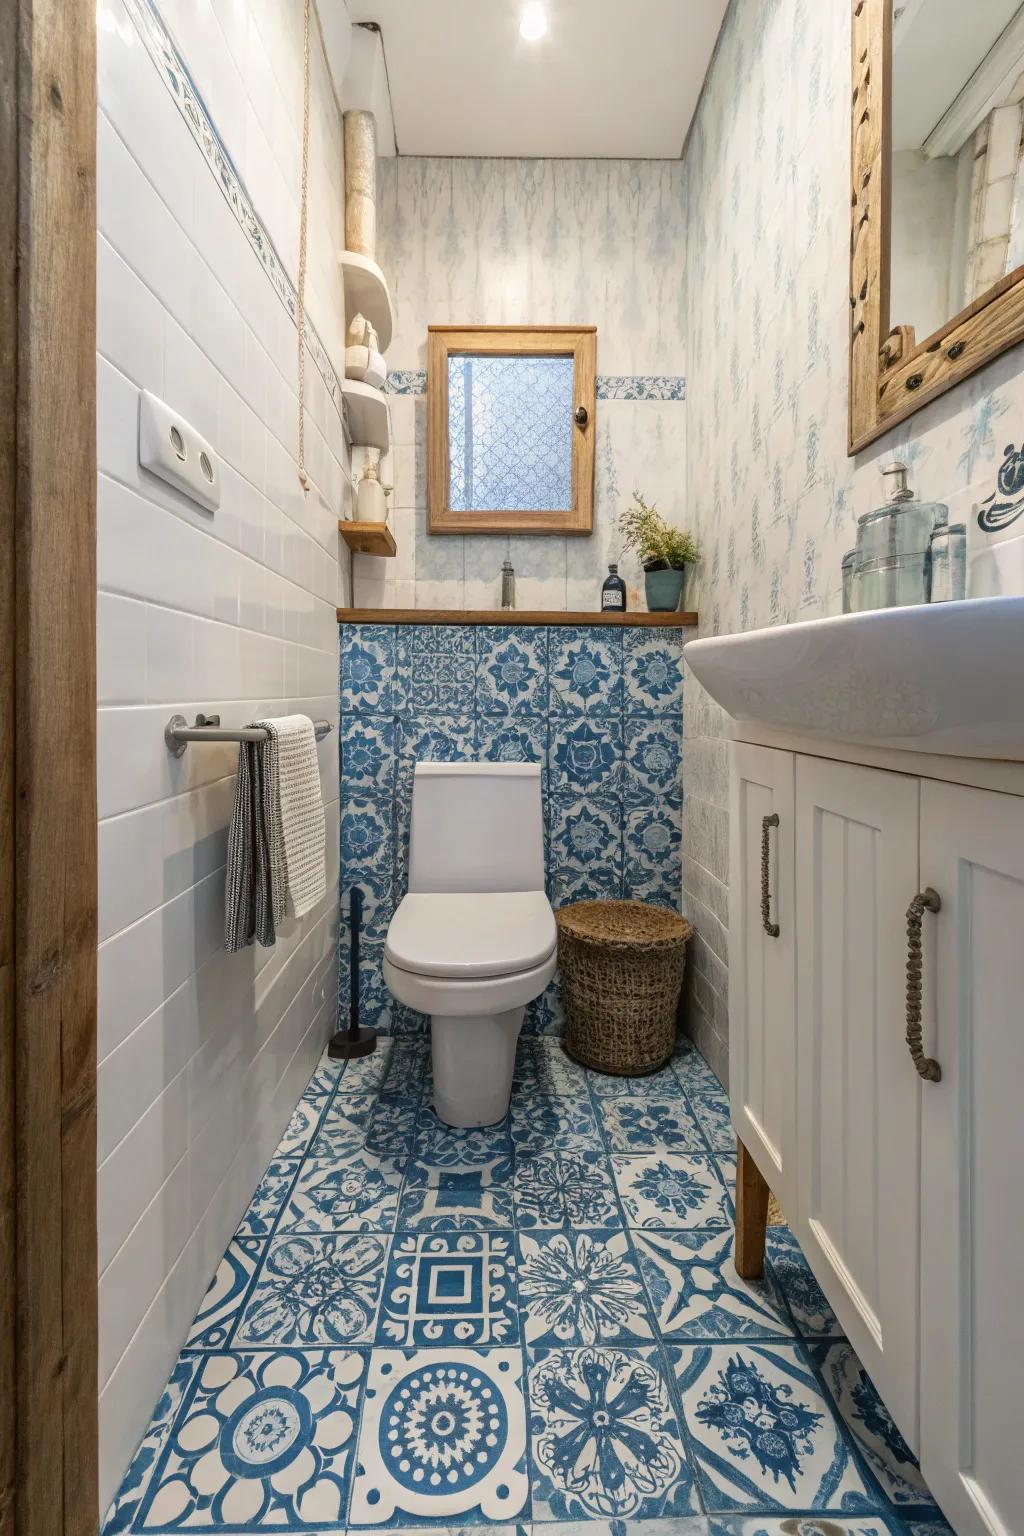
[{"left": 519, "top": 3, "right": 548, "bottom": 42}]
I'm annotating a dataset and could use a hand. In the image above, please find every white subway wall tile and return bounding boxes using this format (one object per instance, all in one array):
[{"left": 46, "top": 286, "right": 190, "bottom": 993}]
[{"left": 96, "top": 0, "right": 345, "bottom": 1508}]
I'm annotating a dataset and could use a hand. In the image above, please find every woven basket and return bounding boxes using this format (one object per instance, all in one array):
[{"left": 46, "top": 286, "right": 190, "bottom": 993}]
[{"left": 556, "top": 899, "right": 693, "bottom": 1076}]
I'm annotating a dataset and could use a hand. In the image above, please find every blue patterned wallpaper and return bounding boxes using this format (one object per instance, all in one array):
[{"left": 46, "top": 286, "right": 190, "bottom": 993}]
[
  {"left": 368, "top": 157, "right": 690, "bottom": 612},
  {"left": 678, "top": 0, "right": 1024, "bottom": 1084},
  {"left": 339, "top": 621, "right": 685, "bottom": 1036}
]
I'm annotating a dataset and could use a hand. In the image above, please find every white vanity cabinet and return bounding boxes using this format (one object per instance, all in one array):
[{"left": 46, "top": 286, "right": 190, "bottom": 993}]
[
  {"left": 918, "top": 780, "right": 1024, "bottom": 1536},
  {"left": 793, "top": 755, "right": 923, "bottom": 1441},
  {"left": 728, "top": 744, "right": 796, "bottom": 1215},
  {"left": 729, "top": 739, "right": 1024, "bottom": 1535}
]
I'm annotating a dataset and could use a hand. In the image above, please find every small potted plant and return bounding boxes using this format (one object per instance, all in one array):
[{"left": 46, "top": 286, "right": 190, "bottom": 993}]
[{"left": 619, "top": 490, "right": 700, "bottom": 612}]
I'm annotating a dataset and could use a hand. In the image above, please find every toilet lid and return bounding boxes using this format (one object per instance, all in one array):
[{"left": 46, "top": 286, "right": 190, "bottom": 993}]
[{"left": 385, "top": 891, "right": 557, "bottom": 979}]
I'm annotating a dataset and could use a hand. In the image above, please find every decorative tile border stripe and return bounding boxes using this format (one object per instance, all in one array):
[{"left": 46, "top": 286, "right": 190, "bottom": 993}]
[
  {"left": 385, "top": 370, "right": 687, "bottom": 401},
  {"left": 123, "top": 0, "right": 345, "bottom": 428},
  {"left": 598, "top": 375, "right": 687, "bottom": 400}
]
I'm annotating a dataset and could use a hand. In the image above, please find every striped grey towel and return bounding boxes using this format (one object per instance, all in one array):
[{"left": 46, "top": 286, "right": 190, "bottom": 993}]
[
  {"left": 224, "top": 716, "right": 326, "bottom": 950},
  {"left": 224, "top": 721, "right": 287, "bottom": 952},
  {"left": 275, "top": 714, "right": 327, "bottom": 919}
]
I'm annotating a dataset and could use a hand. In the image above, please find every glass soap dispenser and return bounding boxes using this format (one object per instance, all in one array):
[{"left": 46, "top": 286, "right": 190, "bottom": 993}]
[{"left": 851, "top": 462, "right": 948, "bottom": 611}]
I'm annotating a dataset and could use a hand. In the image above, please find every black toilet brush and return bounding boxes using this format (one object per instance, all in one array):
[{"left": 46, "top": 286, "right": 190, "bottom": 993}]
[{"left": 328, "top": 885, "right": 377, "bottom": 1059}]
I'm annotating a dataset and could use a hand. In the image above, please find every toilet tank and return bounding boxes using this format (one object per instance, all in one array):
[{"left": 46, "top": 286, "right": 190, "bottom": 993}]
[{"left": 408, "top": 761, "right": 545, "bottom": 894}]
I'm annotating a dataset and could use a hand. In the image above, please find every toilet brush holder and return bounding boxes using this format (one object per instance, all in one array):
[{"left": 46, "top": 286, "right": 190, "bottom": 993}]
[{"left": 328, "top": 885, "right": 377, "bottom": 1060}]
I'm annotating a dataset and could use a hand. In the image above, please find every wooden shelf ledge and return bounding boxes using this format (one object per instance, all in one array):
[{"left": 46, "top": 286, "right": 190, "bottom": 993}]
[
  {"left": 336, "top": 607, "right": 697, "bottom": 627},
  {"left": 339, "top": 522, "right": 397, "bottom": 558}
]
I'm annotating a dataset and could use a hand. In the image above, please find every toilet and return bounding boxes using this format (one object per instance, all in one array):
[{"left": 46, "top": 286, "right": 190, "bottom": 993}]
[{"left": 383, "top": 761, "right": 556, "bottom": 1127}]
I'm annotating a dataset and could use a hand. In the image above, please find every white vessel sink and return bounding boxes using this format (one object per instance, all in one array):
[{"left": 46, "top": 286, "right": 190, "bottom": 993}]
[{"left": 683, "top": 596, "right": 1024, "bottom": 760}]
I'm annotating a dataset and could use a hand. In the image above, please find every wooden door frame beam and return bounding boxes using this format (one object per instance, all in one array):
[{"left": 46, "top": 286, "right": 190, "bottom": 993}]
[{"left": 3, "top": 0, "right": 99, "bottom": 1531}]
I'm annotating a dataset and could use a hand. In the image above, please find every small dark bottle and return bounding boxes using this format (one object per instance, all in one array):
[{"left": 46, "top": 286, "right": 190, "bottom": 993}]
[{"left": 601, "top": 562, "right": 627, "bottom": 612}]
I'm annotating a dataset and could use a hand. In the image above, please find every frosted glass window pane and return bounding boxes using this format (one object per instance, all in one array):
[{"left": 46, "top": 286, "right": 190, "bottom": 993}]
[{"left": 448, "top": 354, "right": 573, "bottom": 512}]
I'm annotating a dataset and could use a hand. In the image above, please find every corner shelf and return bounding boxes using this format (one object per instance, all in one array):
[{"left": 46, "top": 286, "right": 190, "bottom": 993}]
[
  {"left": 339, "top": 520, "right": 396, "bottom": 558},
  {"left": 339, "top": 251, "right": 394, "bottom": 352},
  {"left": 341, "top": 378, "right": 391, "bottom": 451}
]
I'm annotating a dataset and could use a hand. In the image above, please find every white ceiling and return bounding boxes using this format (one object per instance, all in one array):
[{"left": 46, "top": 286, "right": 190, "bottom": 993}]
[
  {"left": 892, "top": 0, "right": 1023, "bottom": 151},
  {"left": 346, "top": 0, "right": 729, "bottom": 158}
]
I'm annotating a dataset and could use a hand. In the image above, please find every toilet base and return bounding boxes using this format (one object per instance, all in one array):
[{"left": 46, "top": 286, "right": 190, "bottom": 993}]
[{"left": 430, "top": 1007, "right": 524, "bottom": 1127}]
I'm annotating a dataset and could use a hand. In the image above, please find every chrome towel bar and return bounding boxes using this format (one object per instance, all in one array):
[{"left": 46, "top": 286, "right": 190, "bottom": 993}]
[{"left": 165, "top": 712, "right": 333, "bottom": 757}]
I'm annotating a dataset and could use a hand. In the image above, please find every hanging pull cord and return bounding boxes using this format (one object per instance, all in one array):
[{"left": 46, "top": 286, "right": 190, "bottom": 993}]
[{"left": 296, "top": 0, "right": 312, "bottom": 492}]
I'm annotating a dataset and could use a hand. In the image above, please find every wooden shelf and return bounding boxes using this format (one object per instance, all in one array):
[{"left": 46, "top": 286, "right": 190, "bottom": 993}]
[
  {"left": 339, "top": 251, "right": 394, "bottom": 352},
  {"left": 342, "top": 379, "right": 390, "bottom": 451},
  {"left": 339, "top": 521, "right": 397, "bottom": 558},
  {"left": 336, "top": 607, "right": 697, "bottom": 627}
]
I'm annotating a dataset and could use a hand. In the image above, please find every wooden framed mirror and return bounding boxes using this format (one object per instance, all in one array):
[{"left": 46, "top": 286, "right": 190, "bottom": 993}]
[
  {"left": 427, "top": 324, "right": 596, "bottom": 534},
  {"left": 850, "top": 0, "right": 1024, "bottom": 453}
]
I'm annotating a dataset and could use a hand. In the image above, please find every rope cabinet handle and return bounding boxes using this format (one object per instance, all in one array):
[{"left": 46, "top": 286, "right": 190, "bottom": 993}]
[
  {"left": 760, "top": 813, "right": 780, "bottom": 938},
  {"left": 905, "top": 888, "right": 942, "bottom": 1082}
]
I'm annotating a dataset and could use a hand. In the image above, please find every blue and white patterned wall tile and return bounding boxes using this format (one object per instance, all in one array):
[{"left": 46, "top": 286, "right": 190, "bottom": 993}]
[{"left": 338, "top": 621, "right": 685, "bottom": 1034}]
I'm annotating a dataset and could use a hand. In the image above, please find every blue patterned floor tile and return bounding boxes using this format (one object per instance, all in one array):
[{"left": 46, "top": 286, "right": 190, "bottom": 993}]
[
  {"left": 517, "top": 1228, "right": 653, "bottom": 1345},
  {"left": 377, "top": 1231, "right": 518, "bottom": 1346},
  {"left": 279, "top": 1154, "right": 403, "bottom": 1234},
  {"left": 101, "top": 1354, "right": 200, "bottom": 1534},
  {"left": 688, "top": 1090, "right": 736, "bottom": 1153},
  {"left": 510, "top": 1095, "right": 601, "bottom": 1155},
  {"left": 475, "top": 627, "right": 549, "bottom": 715},
  {"left": 233, "top": 1231, "right": 389, "bottom": 1347},
  {"left": 672, "top": 1045, "right": 725, "bottom": 1094},
  {"left": 811, "top": 1339, "right": 941, "bottom": 1514},
  {"left": 671, "top": 1342, "right": 876, "bottom": 1513},
  {"left": 397, "top": 1160, "right": 515, "bottom": 1232},
  {"left": 623, "top": 628, "right": 685, "bottom": 715},
  {"left": 708, "top": 1519, "right": 906, "bottom": 1536},
  {"left": 589, "top": 1060, "right": 685, "bottom": 1098},
  {"left": 548, "top": 627, "right": 623, "bottom": 716},
  {"left": 236, "top": 1158, "right": 304, "bottom": 1238},
  {"left": 349, "top": 1348, "right": 529, "bottom": 1525},
  {"left": 514, "top": 1150, "right": 621, "bottom": 1230},
  {"left": 529, "top": 1344, "right": 698, "bottom": 1521},
  {"left": 531, "top": 1519, "right": 709, "bottom": 1536},
  {"left": 336, "top": 1039, "right": 396, "bottom": 1097},
  {"left": 186, "top": 1238, "right": 264, "bottom": 1349},
  {"left": 633, "top": 1227, "right": 796, "bottom": 1341},
  {"left": 765, "top": 1226, "right": 842, "bottom": 1339},
  {"left": 597, "top": 1095, "right": 706, "bottom": 1153},
  {"left": 413, "top": 1107, "right": 513, "bottom": 1168},
  {"left": 272, "top": 1065, "right": 339, "bottom": 1159},
  {"left": 133, "top": 1348, "right": 365, "bottom": 1528},
  {"left": 613, "top": 1154, "right": 732, "bottom": 1229},
  {"left": 512, "top": 1039, "right": 588, "bottom": 1098},
  {"left": 311, "top": 1094, "right": 419, "bottom": 1166}
]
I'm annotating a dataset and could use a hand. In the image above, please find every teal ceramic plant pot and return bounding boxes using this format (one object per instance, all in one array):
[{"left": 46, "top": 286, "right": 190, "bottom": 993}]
[{"left": 644, "top": 564, "right": 687, "bottom": 612}]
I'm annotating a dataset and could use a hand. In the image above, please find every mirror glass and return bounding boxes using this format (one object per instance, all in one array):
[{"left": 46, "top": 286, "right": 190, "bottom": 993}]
[
  {"left": 891, "top": 0, "right": 1024, "bottom": 342},
  {"left": 447, "top": 353, "right": 574, "bottom": 513}
]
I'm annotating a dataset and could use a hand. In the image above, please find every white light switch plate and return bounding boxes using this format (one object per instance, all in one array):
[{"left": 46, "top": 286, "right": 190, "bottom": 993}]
[{"left": 138, "top": 390, "right": 220, "bottom": 511}]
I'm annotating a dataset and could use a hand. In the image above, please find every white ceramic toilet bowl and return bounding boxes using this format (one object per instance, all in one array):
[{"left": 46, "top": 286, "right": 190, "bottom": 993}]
[{"left": 384, "top": 890, "right": 557, "bottom": 1126}]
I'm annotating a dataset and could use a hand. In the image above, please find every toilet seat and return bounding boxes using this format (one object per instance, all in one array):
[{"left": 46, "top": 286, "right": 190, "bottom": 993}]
[{"left": 385, "top": 891, "right": 556, "bottom": 979}]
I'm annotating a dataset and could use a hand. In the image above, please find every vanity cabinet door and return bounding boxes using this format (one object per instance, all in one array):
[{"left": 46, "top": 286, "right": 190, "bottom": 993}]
[
  {"left": 794, "top": 756, "right": 922, "bottom": 1448},
  {"left": 729, "top": 742, "right": 796, "bottom": 1213},
  {"left": 919, "top": 781, "right": 1024, "bottom": 1536}
]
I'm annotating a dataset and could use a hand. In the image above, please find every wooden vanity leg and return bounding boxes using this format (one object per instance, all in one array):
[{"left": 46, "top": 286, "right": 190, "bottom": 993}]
[{"left": 734, "top": 1139, "right": 770, "bottom": 1279}]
